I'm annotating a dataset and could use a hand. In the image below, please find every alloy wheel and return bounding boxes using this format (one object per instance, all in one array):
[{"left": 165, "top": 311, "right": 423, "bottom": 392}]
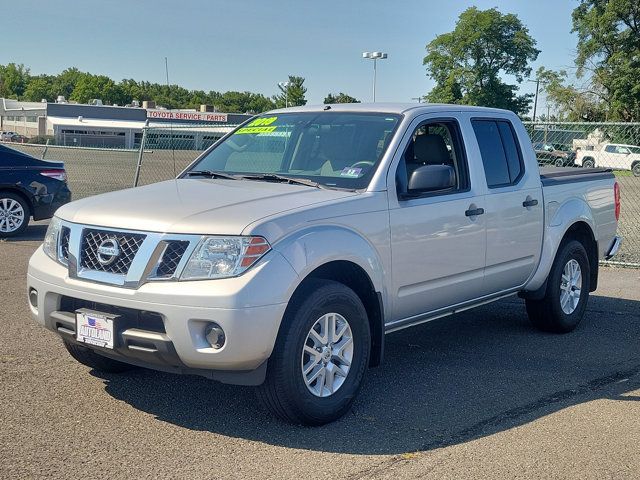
[
  {"left": 0, "top": 198, "right": 25, "bottom": 233},
  {"left": 560, "top": 259, "right": 582, "bottom": 314},
  {"left": 301, "top": 312, "right": 354, "bottom": 397}
]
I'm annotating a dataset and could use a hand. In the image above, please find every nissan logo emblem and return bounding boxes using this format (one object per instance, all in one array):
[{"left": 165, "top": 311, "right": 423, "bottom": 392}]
[{"left": 96, "top": 238, "right": 120, "bottom": 266}]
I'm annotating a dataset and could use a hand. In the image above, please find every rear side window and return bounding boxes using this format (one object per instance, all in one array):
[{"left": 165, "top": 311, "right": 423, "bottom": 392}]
[{"left": 472, "top": 119, "right": 523, "bottom": 188}]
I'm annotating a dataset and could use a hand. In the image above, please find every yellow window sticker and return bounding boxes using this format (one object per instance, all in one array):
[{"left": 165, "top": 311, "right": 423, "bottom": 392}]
[
  {"left": 236, "top": 125, "right": 278, "bottom": 135},
  {"left": 235, "top": 116, "right": 279, "bottom": 134}
]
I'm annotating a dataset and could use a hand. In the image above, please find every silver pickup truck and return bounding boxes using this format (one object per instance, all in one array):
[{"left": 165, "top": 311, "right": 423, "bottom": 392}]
[{"left": 27, "top": 104, "right": 621, "bottom": 425}]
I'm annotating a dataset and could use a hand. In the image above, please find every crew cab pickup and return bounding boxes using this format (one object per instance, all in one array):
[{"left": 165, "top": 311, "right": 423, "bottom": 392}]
[{"left": 27, "top": 104, "right": 621, "bottom": 425}]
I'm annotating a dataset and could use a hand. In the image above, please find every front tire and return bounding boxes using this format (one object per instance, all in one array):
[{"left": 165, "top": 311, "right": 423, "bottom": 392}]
[
  {"left": 0, "top": 192, "right": 29, "bottom": 238},
  {"left": 554, "top": 157, "right": 564, "bottom": 167},
  {"left": 257, "top": 279, "right": 371, "bottom": 425},
  {"left": 526, "top": 240, "right": 590, "bottom": 333},
  {"left": 63, "top": 341, "right": 135, "bottom": 373}
]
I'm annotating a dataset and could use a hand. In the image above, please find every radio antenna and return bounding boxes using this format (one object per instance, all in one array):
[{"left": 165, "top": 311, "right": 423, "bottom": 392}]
[{"left": 165, "top": 57, "right": 176, "bottom": 177}]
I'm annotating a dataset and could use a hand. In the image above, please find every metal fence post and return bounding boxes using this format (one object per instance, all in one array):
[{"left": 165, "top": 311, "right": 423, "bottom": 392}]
[
  {"left": 41, "top": 138, "right": 49, "bottom": 159},
  {"left": 133, "top": 127, "right": 147, "bottom": 187}
]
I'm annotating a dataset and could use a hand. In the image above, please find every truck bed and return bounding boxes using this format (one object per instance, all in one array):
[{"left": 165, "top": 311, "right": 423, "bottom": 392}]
[{"left": 540, "top": 166, "right": 614, "bottom": 186}]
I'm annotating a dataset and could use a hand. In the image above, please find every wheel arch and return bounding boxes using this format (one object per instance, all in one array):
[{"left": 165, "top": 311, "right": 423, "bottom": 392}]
[
  {"left": 522, "top": 219, "right": 599, "bottom": 300},
  {"left": 279, "top": 260, "right": 385, "bottom": 368},
  {"left": 562, "top": 221, "right": 598, "bottom": 292},
  {"left": 523, "top": 193, "right": 599, "bottom": 296}
]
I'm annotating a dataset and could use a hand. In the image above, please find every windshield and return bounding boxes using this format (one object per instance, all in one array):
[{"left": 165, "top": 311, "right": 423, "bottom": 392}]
[{"left": 184, "top": 112, "right": 401, "bottom": 189}]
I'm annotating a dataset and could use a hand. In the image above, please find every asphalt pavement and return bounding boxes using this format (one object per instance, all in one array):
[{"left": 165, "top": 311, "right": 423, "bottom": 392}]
[{"left": 1, "top": 220, "right": 639, "bottom": 479}]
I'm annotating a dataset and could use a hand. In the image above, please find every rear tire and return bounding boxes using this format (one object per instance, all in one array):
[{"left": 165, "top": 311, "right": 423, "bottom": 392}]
[
  {"left": 0, "top": 192, "right": 30, "bottom": 238},
  {"left": 632, "top": 162, "right": 640, "bottom": 177},
  {"left": 582, "top": 158, "right": 595, "bottom": 169},
  {"left": 63, "top": 340, "right": 135, "bottom": 373},
  {"left": 526, "top": 240, "right": 590, "bottom": 333},
  {"left": 257, "top": 279, "right": 371, "bottom": 425}
]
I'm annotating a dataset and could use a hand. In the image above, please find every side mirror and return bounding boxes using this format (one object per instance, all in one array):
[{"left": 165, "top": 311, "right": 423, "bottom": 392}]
[{"left": 403, "top": 164, "right": 455, "bottom": 197}]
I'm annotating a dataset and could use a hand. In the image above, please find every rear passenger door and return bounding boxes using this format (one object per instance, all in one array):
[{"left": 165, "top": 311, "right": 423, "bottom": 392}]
[{"left": 471, "top": 119, "right": 543, "bottom": 293}]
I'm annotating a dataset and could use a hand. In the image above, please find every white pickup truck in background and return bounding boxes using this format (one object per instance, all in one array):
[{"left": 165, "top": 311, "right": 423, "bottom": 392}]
[
  {"left": 575, "top": 142, "right": 640, "bottom": 176},
  {"left": 28, "top": 104, "right": 621, "bottom": 425}
]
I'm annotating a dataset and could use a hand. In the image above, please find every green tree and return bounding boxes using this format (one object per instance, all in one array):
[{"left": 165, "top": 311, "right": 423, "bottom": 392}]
[
  {"left": 324, "top": 92, "right": 360, "bottom": 104},
  {"left": 50, "top": 67, "right": 84, "bottom": 100},
  {"left": 572, "top": 0, "right": 640, "bottom": 121},
  {"left": 23, "top": 75, "right": 55, "bottom": 102},
  {"left": 535, "top": 67, "right": 606, "bottom": 122},
  {"left": 69, "top": 74, "right": 126, "bottom": 105},
  {"left": 423, "top": 7, "right": 539, "bottom": 115},
  {"left": 214, "top": 91, "right": 274, "bottom": 113},
  {"left": 273, "top": 75, "right": 307, "bottom": 108},
  {"left": 0, "top": 63, "right": 30, "bottom": 98}
]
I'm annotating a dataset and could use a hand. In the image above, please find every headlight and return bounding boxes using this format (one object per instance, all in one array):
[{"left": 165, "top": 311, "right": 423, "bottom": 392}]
[
  {"left": 43, "top": 217, "right": 62, "bottom": 261},
  {"left": 180, "top": 236, "right": 270, "bottom": 280}
]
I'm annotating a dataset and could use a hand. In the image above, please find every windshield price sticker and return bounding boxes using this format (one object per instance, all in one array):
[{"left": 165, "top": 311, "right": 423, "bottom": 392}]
[{"left": 236, "top": 116, "right": 279, "bottom": 135}]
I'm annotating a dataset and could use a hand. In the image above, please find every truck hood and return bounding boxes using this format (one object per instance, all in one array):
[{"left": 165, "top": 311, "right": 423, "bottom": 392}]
[{"left": 56, "top": 179, "right": 358, "bottom": 235}]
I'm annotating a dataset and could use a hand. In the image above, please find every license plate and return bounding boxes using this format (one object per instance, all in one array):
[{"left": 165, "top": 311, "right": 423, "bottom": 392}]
[{"left": 76, "top": 309, "right": 115, "bottom": 349}]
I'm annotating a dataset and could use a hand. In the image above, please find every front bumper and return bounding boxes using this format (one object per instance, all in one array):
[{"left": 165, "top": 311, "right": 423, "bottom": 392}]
[{"left": 27, "top": 247, "right": 298, "bottom": 384}]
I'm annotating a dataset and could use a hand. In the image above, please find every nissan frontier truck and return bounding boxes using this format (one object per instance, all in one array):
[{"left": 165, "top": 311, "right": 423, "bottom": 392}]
[{"left": 27, "top": 104, "right": 621, "bottom": 425}]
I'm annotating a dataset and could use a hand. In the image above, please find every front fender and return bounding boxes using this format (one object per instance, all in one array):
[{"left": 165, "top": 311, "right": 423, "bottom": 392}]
[
  {"left": 525, "top": 197, "right": 595, "bottom": 291},
  {"left": 273, "top": 225, "right": 388, "bottom": 307}
]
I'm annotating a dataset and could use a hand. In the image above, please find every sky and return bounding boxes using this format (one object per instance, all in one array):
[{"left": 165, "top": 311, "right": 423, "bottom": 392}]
[{"left": 5, "top": 0, "right": 581, "bottom": 114}]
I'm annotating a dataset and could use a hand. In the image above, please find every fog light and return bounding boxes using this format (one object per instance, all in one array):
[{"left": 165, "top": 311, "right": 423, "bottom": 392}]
[
  {"left": 28, "top": 288, "right": 38, "bottom": 308},
  {"left": 205, "top": 323, "right": 225, "bottom": 349}
]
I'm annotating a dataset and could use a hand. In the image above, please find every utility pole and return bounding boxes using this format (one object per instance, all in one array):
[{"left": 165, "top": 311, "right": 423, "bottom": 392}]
[{"left": 532, "top": 78, "right": 540, "bottom": 121}]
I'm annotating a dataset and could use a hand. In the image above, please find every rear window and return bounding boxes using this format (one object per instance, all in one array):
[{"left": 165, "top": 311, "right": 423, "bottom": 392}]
[{"left": 471, "top": 119, "right": 523, "bottom": 188}]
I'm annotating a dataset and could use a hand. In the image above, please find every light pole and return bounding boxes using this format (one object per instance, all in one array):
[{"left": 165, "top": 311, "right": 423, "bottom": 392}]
[
  {"left": 362, "top": 51, "right": 388, "bottom": 102},
  {"left": 278, "top": 81, "right": 291, "bottom": 108}
]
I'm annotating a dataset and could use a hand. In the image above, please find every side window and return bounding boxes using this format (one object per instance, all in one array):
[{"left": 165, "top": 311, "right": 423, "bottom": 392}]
[
  {"left": 604, "top": 145, "right": 616, "bottom": 153},
  {"left": 396, "top": 120, "right": 469, "bottom": 195},
  {"left": 497, "top": 121, "right": 522, "bottom": 183},
  {"left": 471, "top": 119, "right": 523, "bottom": 188}
]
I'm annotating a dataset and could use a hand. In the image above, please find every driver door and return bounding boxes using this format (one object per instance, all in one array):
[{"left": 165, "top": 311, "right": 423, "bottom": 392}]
[{"left": 387, "top": 117, "right": 486, "bottom": 324}]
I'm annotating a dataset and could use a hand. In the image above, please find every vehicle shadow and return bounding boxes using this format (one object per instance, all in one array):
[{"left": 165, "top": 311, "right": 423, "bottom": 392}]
[
  {"left": 3, "top": 220, "right": 48, "bottom": 242},
  {"left": 93, "top": 294, "right": 640, "bottom": 455}
]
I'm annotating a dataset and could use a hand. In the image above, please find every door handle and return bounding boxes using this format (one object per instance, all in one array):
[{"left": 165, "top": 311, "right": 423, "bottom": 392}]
[
  {"left": 465, "top": 207, "right": 485, "bottom": 217},
  {"left": 522, "top": 199, "right": 539, "bottom": 208}
]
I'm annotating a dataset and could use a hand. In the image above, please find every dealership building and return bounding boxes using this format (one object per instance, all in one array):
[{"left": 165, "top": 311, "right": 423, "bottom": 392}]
[{"left": 0, "top": 98, "right": 252, "bottom": 149}]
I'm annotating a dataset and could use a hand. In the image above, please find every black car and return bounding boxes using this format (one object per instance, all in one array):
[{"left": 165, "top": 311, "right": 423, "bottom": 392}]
[{"left": 0, "top": 144, "right": 71, "bottom": 237}]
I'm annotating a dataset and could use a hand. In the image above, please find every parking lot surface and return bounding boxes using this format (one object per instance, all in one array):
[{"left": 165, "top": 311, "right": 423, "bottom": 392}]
[{"left": 1, "top": 221, "right": 639, "bottom": 479}]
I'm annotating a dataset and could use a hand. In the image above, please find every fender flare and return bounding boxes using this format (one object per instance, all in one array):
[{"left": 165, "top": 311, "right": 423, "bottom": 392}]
[
  {"left": 274, "top": 224, "right": 387, "bottom": 303},
  {"left": 524, "top": 197, "right": 596, "bottom": 292}
]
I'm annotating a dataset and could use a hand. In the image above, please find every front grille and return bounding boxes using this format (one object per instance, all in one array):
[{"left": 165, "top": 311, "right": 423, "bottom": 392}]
[
  {"left": 155, "top": 241, "right": 189, "bottom": 278},
  {"left": 60, "top": 296, "right": 165, "bottom": 333},
  {"left": 80, "top": 229, "right": 146, "bottom": 274},
  {"left": 59, "top": 226, "right": 70, "bottom": 262}
]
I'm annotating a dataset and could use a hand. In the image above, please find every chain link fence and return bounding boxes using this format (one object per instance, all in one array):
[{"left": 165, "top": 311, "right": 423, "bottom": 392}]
[
  {"left": 523, "top": 122, "right": 640, "bottom": 265},
  {"left": 134, "top": 124, "right": 239, "bottom": 186},
  {"left": 4, "top": 142, "right": 138, "bottom": 199},
  {"left": 3, "top": 120, "right": 639, "bottom": 265}
]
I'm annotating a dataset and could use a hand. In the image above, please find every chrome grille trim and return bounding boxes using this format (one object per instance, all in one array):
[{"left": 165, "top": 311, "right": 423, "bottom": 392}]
[
  {"left": 56, "top": 221, "right": 202, "bottom": 288},
  {"left": 80, "top": 229, "right": 146, "bottom": 274},
  {"left": 58, "top": 226, "right": 71, "bottom": 266},
  {"left": 154, "top": 241, "right": 190, "bottom": 278}
]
